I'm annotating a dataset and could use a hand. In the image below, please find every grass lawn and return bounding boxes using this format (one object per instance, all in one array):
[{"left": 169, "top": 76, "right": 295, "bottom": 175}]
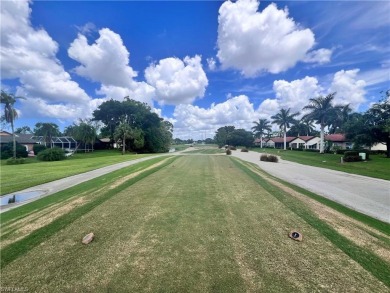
[
  {"left": 1, "top": 155, "right": 389, "bottom": 292},
  {"left": 250, "top": 148, "right": 390, "bottom": 180},
  {"left": 0, "top": 150, "right": 156, "bottom": 195}
]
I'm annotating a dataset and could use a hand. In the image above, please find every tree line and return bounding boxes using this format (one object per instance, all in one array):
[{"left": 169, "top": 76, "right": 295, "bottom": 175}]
[
  {"left": 215, "top": 91, "right": 389, "bottom": 157},
  {"left": 1, "top": 91, "right": 173, "bottom": 159}
]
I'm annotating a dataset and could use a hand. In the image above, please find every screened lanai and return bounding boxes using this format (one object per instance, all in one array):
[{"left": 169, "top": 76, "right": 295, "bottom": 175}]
[{"left": 32, "top": 136, "right": 78, "bottom": 150}]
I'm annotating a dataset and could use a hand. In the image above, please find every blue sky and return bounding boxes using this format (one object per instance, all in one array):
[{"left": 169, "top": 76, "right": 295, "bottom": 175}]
[{"left": 1, "top": 0, "right": 389, "bottom": 139}]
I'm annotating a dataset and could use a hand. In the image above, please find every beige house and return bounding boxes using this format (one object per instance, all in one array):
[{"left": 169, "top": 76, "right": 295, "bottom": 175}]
[
  {"left": 325, "top": 134, "right": 352, "bottom": 149},
  {"left": 290, "top": 136, "right": 321, "bottom": 149}
]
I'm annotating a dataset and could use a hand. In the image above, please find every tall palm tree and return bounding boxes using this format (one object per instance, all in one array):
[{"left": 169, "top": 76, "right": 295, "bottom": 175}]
[
  {"left": 271, "top": 108, "right": 300, "bottom": 150},
  {"left": 251, "top": 119, "right": 272, "bottom": 148},
  {"left": 1, "top": 91, "right": 24, "bottom": 159},
  {"left": 328, "top": 104, "right": 352, "bottom": 134},
  {"left": 302, "top": 93, "right": 340, "bottom": 153}
]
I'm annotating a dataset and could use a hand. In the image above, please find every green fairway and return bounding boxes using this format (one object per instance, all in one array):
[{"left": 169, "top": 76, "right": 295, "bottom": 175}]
[
  {"left": 250, "top": 148, "right": 390, "bottom": 180},
  {"left": 1, "top": 155, "right": 389, "bottom": 292},
  {"left": 0, "top": 150, "right": 155, "bottom": 195}
]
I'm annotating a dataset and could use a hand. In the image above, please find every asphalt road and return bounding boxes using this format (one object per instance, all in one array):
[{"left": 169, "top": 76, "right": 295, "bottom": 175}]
[{"left": 232, "top": 150, "right": 390, "bottom": 223}]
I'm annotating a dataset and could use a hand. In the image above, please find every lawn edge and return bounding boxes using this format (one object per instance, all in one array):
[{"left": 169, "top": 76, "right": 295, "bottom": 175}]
[
  {"left": 0, "top": 156, "right": 178, "bottom": 268},
  {"left": 231, "top": 157, "right": 390, "bottom": 288}
]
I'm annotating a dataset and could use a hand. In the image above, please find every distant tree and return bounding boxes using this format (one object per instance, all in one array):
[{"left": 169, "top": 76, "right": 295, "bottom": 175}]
[
  {"left": 15, "top": 126, "right": 32, "bottom": 134},
  {"left": 229, "top": 129, "right": 254, "bottom": 147},
  {"left": 302, "top": 93, "right": 342, "bottom": 153},
  {"left": 93, "top": 98, "right": 172, "bottom": 153},
  {"left": 214, "top": 126, "right": 235, "bottom": 147},
  {"left": 328, "top": 104, "right": 353, "bottom": 134},
  {"left": 1, "top": 91, "right": 25, "bottom": 159},
  {"left": 34, "top": 122, "right": 61, "bottom": 147},
  {"left": 64, "top": 119, "right": 97, "bottom": 152},
  {"left": 252, "top": 119, "right": 271, "bottom": 148},
  {"left": 271, "top": 108, "right": 300, "bottom": 150},
  {"left": 205, "top": 138, "right": 215, "bottom": 144},
  {"left": 345, "top": 92, "right": 390, "bottom": 157}
]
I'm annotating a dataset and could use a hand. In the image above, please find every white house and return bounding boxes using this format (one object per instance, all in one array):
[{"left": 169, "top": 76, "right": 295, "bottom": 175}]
[{"left": 290, "top": 136, "right": 321, "bottom": 150}]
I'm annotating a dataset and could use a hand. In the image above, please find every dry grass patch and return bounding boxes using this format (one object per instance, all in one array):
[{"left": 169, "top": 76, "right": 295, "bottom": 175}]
[
  {"left": 1, "top": 156, "right": 388, "bottom": 292},
  {"left": 243, "top": 161, "right": 390, "bottom": 265}
]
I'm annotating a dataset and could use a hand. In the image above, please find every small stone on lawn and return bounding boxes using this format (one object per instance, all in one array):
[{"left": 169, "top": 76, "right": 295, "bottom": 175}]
[{"left": 82, "top": 232, "right": 94, "bottom": 244}]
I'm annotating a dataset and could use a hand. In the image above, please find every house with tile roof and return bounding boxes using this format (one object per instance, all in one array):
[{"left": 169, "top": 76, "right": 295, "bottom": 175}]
[
  {"left": 290, "top": 136, "right": 321, "bottom": 150},
  {"left": 0, "top": 131, "right": 39, "bottom": 152},
  {"left": 270, "top": 137, "right": 296, "bottom": 149},
  {"left": 325, "top": 134, "right": 352, "bottom": 150}
]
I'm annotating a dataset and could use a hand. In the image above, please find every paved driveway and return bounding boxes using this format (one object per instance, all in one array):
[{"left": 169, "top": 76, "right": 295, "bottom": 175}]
[{"left": 232, "top": 150, "right": 390, "bottom": 223}]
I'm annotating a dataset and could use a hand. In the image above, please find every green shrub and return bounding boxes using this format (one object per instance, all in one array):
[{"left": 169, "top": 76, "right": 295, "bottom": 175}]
[
  {"left": 37, "top": 147, "right": 66, "bottom": 161},
  {"left": 229, "top": 146, "right": 237, "bottom": 150},
  {"left": 6, "top": 158, "right": 26, "bottom": 165},
  {"left": 291, "top": 148, "right": 304, "bottom": 151},
  {"left": 1, "top": 142, "right": 28, "bottom": 159},
  {"left": 336, "top": 149, "right": 347, "bottom": 155},
  {"left": 343, "top": 155, "right": 362, "bottom": 162},
  {"left": 241, "top": 148, "right": 249, "bottom": 152},
  {"left": 344, "top": 151, "right": 359, "bottom": 157},
  {"left": 33, "top": 144, "right": 47, "bottom": 155},
  {"left": 260, "top": 154, "right": 278, "bottom": 163},
  {"left": 226, "top": 149, "right": 232, "bottom": 155}
]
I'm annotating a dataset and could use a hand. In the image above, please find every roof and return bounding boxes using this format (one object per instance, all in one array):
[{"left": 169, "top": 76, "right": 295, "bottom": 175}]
[
  {"left": 0, "top": 131, "right": 12, "bottom": 136},
  {"left": 0, "top": 133, "right": 38, "bottom": 144},
  {"left": 297, "top": 136, "right": 317, "bottom": 142},
  {"left": 270, "top": 137, "right": 296, "bottom": 143},
  {"left": 325, "top": 134, "right": 347, "bottom": 142}
]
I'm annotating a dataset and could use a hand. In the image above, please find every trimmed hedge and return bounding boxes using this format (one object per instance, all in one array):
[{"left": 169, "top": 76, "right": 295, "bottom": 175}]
[
  {"left": 6, "top": 158, "right": 26, "bottom": 165},
  {"left": 0, "top": 142, "right": 28, "bottom": 159},
  {"left": 241, "top": 148, "right": 249, "bottom": 152},
  {"left": 260, "top": 154, "right": 278, "bottom": 163},
  {"left": 344, "top": 150, "right": 369, "bottom": 161},
  {"left": 37, "top": 147, "right": 66, "bottom": 161},
  {"left": 226, "top": 149, "right": 232, "bottom": 155}
]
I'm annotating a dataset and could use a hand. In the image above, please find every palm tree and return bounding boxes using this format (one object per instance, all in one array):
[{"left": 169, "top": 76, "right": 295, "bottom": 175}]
[
  {"left": 302, "top": 93, "right": 340, "bottom": 153},
  {"left": 251, "top": 119, "right": 272, "bottom": 148},
  {"left": 34, "top": 122, "right": 61, "bottom": 147},
  {"left": 114, "top": 120, "right": 133, "bottom": 155},
  {"left": 271, "top": 108, "right": 300, "bottom": 150},
  {"left": 1, "top": 91, "right": 24, "bottom": 159},
  {"left": 328, "top": 104, "right": 352, "bottom": 134}
]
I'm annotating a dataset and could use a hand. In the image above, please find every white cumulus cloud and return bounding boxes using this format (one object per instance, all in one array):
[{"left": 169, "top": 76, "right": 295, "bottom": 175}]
[
  {"left": 68, "top": 28, "right": 137, "bottom": 87},
  {"left": 0, "top": 0, "right": 91, "bottom": 121},
  {"left": 330, "top": 69, "right": 366, "bottom": 110},
  {"left": 68, "top": 28, "right": 156, "bottom": 105},
  {"left": 303, "top": 48, "right": 333, "bottom": 64},
  {"left": 145, "top": 55, "right": 208, "bottom": 105},
  {"left": 173, "top": 95, "right": 262, "bottom": 139},
  {"left": 273, "top": 76, "right": 322, "bottom": 112},
  {"left": 217, "top": 0, "right": 315, "bottom": 76}
]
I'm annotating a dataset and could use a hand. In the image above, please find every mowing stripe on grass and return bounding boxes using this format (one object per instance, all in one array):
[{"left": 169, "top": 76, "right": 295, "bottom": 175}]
[
  {"left": 0, "top": 156, "right": 168, "bottom": 226},
  {"left": 1, "top": 157, "right": 177, "bottom": 269},
  {"left": 232, "top": 158, "right": 390, "bottom": 288},
  {"left": 240, "top": 160, "right": 390, "bottom": 237}
]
